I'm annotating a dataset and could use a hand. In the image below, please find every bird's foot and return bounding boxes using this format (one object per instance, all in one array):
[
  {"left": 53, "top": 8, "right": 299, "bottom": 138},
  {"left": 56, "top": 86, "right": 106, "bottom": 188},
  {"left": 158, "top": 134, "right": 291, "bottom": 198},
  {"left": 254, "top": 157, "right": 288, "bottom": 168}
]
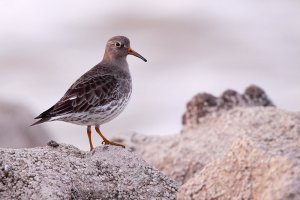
[{"left": 101, "top": 140, "right": 125, "bottom": 148}]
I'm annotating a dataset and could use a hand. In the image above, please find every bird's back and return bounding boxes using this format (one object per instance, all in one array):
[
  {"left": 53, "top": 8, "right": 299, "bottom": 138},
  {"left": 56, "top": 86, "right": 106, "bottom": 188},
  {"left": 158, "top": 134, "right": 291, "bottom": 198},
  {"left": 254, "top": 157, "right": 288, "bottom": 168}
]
[{"left": 33, "top": 62, "right": 132, "bottom": 126}]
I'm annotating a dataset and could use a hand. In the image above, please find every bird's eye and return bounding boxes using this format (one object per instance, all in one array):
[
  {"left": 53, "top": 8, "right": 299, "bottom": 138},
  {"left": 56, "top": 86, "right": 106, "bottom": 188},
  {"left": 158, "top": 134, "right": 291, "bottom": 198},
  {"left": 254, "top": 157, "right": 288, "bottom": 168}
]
[{"left": 115, "top": 42, "right": 121, "bottom": 47}]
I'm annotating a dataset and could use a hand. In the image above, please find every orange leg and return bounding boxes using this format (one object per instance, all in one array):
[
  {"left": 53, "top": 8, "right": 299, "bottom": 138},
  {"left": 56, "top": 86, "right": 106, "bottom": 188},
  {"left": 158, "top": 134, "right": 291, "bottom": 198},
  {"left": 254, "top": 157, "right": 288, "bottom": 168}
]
[
  {"left": 87, "top": 125, "right": 94, "bottom": 151},
  {"left": 95, "top": 125, "right": 125, "bottom": 148}
]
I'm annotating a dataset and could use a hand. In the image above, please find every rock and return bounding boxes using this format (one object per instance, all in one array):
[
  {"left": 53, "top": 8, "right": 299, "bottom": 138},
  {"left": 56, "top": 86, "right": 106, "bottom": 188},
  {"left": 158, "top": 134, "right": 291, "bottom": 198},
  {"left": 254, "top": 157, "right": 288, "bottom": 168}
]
[
  {"left": 182, "top": 85, "right": 274, "bottom": 130},
  {"left": 116, "top": 85, "right": 278, "bottom": 185},
  {"left": 178, "top": 137, "right": 300, "bottom": 200},
  {"left": 120, "top": 107, "right": 300, "bottom": 199},
  {"left": 114, "top": 84, "right": 300, "bottom": 199},
  {"left": 0, "top": 144, "right": 178, "bottom": 200},
  {"left": 0, "top": 101, "right": 51, "bottom": 148}
]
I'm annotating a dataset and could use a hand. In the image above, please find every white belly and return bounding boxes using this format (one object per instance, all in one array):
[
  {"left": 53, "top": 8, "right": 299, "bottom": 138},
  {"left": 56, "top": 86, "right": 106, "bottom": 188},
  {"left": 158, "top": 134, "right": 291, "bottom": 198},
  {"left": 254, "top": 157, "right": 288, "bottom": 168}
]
[{"left": 52, "top": 92, "right": 131, "bottom": 126}]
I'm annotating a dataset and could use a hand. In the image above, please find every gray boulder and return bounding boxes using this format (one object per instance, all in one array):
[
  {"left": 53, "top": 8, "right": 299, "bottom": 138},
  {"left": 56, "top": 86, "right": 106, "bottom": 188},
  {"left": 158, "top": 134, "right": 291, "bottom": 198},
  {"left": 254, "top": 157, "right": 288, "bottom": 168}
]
[
  {"left": 115, "top": 86, "right": 300, "bottom": 199},
  {"left": 0, "top": 101, "right": 50, "bottom": 148},
  {"left": 177, "top": 136, "right": 300, "bottom": 200},
  {"left": 182, "top": 85, "right": 274, "bottom": 130},
  {"left": 0, "top": 143, "right": 178, "bottom": 200},
  {"left": 116, "top": 85, "right": 277, "bottom": 185}
]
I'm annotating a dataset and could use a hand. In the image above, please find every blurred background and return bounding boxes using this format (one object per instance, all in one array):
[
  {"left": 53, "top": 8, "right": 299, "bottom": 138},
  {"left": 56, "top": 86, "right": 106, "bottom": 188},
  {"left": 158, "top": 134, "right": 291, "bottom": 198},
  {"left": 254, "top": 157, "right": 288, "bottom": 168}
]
[{"left": 0, "top": 0, "right": 299, "bottom": 150}]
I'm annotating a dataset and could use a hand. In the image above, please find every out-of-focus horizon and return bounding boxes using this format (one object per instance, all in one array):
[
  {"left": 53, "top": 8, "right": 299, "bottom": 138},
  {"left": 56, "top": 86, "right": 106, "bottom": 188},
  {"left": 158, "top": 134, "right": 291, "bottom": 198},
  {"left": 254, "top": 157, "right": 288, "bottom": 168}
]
[{"left": 1, "top": 0, "right": 299, "bottom": 150}]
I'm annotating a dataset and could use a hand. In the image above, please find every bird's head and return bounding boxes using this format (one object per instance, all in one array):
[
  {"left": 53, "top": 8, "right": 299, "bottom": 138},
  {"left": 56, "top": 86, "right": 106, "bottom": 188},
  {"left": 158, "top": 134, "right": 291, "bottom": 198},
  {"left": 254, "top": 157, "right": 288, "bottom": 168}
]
[{"left": 104, "top": 36, "right": 147, "bottom": 62}]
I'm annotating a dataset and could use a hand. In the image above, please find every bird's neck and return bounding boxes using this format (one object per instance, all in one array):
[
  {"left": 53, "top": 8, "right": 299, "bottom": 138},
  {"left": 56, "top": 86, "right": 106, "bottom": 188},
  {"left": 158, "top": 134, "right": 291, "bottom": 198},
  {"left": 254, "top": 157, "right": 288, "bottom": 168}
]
[{"left": 101, "top": 55, "right": 130, "bottom": 74}]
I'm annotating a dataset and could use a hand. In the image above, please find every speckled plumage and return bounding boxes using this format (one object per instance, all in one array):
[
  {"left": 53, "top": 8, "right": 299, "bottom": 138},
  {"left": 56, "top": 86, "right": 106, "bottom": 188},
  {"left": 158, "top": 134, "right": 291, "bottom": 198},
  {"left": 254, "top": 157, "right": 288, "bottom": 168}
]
[
  {"left": 32, "top": 36, "right": 147, "bottom": 150},
  {"left": 36, "top": 63, "right": 132, "bottom": 126}
]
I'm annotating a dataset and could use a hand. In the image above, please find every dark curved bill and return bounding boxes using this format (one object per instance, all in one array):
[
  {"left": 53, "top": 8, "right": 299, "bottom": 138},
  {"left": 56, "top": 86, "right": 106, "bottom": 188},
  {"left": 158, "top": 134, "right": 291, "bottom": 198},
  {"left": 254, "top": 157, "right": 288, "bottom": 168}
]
[{"left": 128, "top": 48, "right": 147, "bottom": 62}]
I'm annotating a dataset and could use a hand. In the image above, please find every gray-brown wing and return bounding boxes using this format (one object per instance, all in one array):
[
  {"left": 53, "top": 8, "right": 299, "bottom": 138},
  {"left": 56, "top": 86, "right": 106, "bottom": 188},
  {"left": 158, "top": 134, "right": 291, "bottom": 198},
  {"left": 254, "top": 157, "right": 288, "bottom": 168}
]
[{"left": 43, "top": 74, "right": 123, "bottom": 118}]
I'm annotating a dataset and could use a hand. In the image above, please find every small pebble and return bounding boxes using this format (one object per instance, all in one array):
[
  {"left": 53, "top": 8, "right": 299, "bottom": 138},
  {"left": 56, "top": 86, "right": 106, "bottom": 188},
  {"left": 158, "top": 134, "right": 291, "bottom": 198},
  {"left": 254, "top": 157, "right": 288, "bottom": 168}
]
[
  {"left": 4, "top": 164, "right": 12, "bottom": 177},
  {"left": 47, "top": 140, "right": 59, "bottom": 148}
]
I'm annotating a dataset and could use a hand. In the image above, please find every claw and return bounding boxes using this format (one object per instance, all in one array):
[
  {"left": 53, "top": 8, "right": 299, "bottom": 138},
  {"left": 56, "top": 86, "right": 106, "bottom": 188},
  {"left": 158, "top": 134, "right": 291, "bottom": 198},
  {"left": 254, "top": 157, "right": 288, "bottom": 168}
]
[{"left": 101, "top": 139, "right": 125, "bottom": 148}]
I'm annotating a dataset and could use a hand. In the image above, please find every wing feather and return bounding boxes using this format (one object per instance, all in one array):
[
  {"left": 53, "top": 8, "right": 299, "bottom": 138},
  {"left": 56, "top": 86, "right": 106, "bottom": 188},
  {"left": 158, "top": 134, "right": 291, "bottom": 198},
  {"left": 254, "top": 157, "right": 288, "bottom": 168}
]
[{"left": 42, "top": 74, "right": 122, "bottom": 118}]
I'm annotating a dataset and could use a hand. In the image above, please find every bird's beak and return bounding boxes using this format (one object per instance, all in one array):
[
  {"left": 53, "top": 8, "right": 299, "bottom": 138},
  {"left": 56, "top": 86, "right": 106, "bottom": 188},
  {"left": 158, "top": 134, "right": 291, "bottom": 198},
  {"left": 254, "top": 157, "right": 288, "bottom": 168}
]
[{"left": 128, "top": 48, "right": 147, "bottom": 62}]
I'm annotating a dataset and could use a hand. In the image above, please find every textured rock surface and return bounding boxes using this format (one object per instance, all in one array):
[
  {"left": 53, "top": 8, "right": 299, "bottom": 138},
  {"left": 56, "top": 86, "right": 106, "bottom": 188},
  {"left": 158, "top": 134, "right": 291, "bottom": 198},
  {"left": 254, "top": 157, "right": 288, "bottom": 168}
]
[
  {"left": 177, "top": 137, "right": 300, "bottom": 200},
  {"left": 0, "top": 144, "right": 178, "bottom": 200},
  {"left": 0, "top": 101, "right": 50, "bottom": 148},
  {"left": 115, "top": 85, "right": 300, "bottom": 199},
  {"left": 116, "top": 86, "right": 277, "bottom": 185},
  {"left": 182, "top": 85, "right": 274, "bottom": 130},
  {"left": 119, "top": 107, "right": 300, "bottom": 188}
]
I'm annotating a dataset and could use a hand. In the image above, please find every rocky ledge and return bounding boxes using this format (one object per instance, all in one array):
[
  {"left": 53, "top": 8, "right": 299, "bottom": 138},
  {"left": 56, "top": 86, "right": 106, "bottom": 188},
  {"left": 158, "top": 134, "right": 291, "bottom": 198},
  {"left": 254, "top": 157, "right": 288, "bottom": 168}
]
[{"left": 0, "top": 144, "right": 178, "bottom": 200}]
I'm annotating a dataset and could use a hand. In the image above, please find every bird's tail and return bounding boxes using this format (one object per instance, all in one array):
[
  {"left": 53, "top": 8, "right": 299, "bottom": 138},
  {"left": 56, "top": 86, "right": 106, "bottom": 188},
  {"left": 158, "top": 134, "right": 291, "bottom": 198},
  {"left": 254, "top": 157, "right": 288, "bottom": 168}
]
[
  {"left": 30, "top": 117, "right": 51, "bottom": 126},
  {"left": 30, "top": 105, "right": 55, "bottom": 126}
]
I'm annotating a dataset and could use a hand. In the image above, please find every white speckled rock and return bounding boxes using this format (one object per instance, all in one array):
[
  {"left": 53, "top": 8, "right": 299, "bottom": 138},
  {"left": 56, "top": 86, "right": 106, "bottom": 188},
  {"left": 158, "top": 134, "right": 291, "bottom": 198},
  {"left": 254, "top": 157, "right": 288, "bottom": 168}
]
[{"left": 0, "top": 144, "right": 178, "bottom": 200}]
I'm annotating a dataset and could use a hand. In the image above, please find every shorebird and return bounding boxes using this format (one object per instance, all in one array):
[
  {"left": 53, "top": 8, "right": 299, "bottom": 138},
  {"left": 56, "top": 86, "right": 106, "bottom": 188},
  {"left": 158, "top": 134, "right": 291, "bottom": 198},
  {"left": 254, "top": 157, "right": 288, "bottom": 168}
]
[{"left": 32, "top": 36, "right": 147, "bottom": 151}]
